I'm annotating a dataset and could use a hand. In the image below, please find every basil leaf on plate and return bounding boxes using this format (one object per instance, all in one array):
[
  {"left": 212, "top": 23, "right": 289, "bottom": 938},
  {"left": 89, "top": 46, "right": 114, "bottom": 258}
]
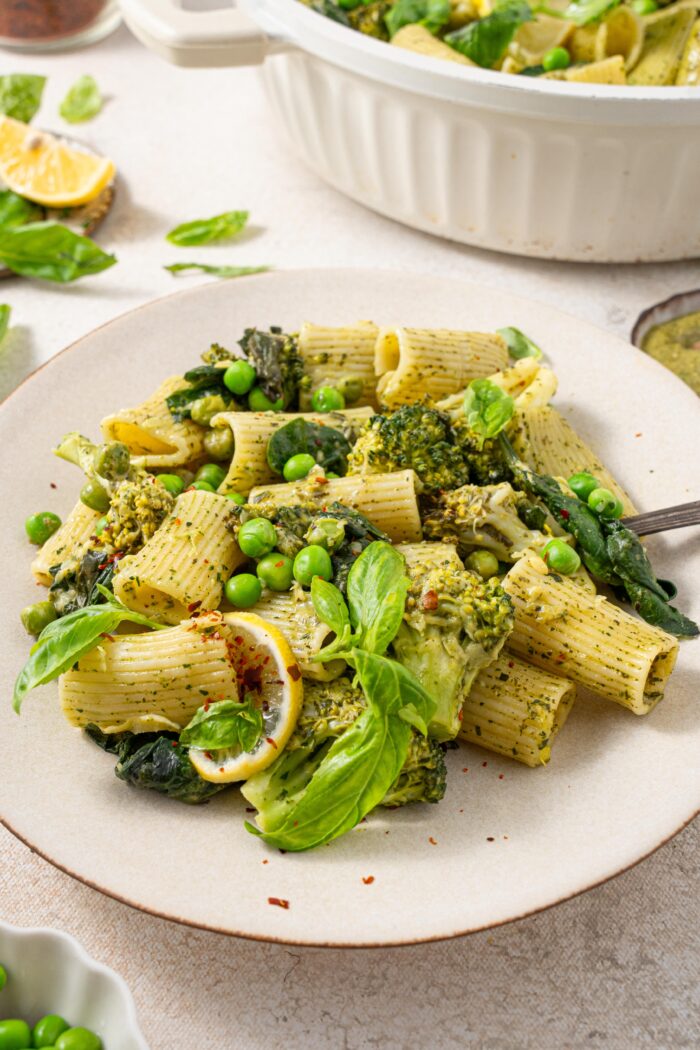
[
  {"left": 59, "top": 75, "right": 103, "bottom": 124},
  {"left": 166, "top": 209, "right": 249, "bottom": 246},
  {"left": 0, "top": 222, "right": 116, "bottom": 282},
  {"left": 164, "top": 262, "right": 269, "bottom": 279},
  {"left": 497, "top": 325, "right": 543, "bottom": 360},
  {"left": 445, "top": 1, "right": 532, "bottom": 67},
  {"left": 385, "top": 0, "right": 451, "bottom": 38},
  {"left": 0, "top": 74, "right": 46, "bottom": 123},
  {"left": 0, "top": 190, "right": 43, "bottom": 229},
  {"left": 346, "top": 541, "right": 409, "bottom": 655},
  {"left": 0, "top": 305, "right": 10, "bottom": 344},
  {"left": 463, "top": 378, "right": 515, "bottom": 449},
  {"left": 180, "top": 697, "right": 264, "bottom": 752}
]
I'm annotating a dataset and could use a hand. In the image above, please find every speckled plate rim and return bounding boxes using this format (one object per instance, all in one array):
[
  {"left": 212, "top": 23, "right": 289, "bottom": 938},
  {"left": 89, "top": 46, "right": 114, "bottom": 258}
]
[{"left": 1, "top": 269, "right": 698, "bottom": 949}]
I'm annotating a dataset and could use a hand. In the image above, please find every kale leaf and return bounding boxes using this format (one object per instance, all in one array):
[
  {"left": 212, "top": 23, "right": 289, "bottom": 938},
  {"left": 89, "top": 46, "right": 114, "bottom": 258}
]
[{"left": 238, "top": 326, "right": 304, "bottom": 408}]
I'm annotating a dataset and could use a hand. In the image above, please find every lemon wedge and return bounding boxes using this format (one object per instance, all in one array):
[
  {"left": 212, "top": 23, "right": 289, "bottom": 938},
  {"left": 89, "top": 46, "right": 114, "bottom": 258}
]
[
  {"left": 189, "top": 612, "right": 303, "bottom": 784},
  {"left": 0, "top": 116, "right": 115, "bottom": 208}
]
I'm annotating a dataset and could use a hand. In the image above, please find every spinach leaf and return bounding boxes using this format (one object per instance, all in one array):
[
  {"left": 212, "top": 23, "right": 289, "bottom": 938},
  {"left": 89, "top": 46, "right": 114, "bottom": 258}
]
[
  {"left": 0, "top": 222, "right": 116, "bottom": 283},
  {"left": 13, "top": 586, "right": 164, "bottom": 712},
  {"left": 445, "top": 1, "right": 532, "bottom": 66},
  {"left": 0, "top": 304, "right": 10, "bottom": 345},
  {"left": 620, "top": 580, "right": 699, "bottom": 639},
  {"left": 180, "top": 697, "right": 263, "bottom": 752},
  {"left": 0, "top": 74, "right": 46, "bottom": 123},
  {"left": 59, "top": 75, "right": 103, "bottom": 124},
  {"left": 165, "top": 363, "right": 233, "bottom": 421},
  {"left": 497, "top": 325, "right": 543, "bottom": 360},
  {"left": 166, "top": 210, "right": 249, "bottom": 247},
  {"left": 564, "top": 0, "right": 619, "bottom": 25},
  {"left": 164, "top": 262, "right": 269, "bottom": 278},
  {"left": 238, "top": 326, "right": 305, "bottom": 408},
  {"left": 267, "top": 418, "right": 351, "bottom": 476},
  {"left": 463, "top": 378, "right": 515, "bottom": 450},
  {"left": 0, "top": 190, "right": 43, "bottom": 228},
  {"left": 345, "top": 541, "right": 409, "bottom": 655},
  {"left": 385, "top": 0, "right": 451, "bottom": 37}
]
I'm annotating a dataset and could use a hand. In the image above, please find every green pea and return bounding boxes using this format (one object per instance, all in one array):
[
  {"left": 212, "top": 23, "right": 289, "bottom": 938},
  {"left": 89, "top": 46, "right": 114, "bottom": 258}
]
[
  {"left": 189, "top": 480, "right": 215, "bottom": 493},
  {"left": 157, "top": 473, "right": 185, "bottom": 497},
  {"left": 542, "top": 46, "right": 570, "bottom": 71},
  {"left": 190, "top": 394, "right": 226, "bottom": 426},
  {"left": 248, "top": 387, "right": 284, "bottom": 412},
  {"left": 238, "top": 517, "right": 277, "bottom": 557},
  {"left": 632, "top": 0, "right": 657, "bottom": 12},
  {"left": 283, "top": 453, "right": 316, "bottom": 482},
  {"left": 224, "top": 491, "right": 246, "bottom": 505},
  {"left": 203, "top": 426, "right": 234, "bottom": 461},
  {"left": 223, "top": 360, "right": 257, "bottom": 396},
  {"left": 336, "top": 375, "right": 364, "bottom": 404},
  {"left": 0, "top": 965, "right": 6, "bottom": 991},
  {"left": 305, "top": 516, "right": 346, "bottom": 552},
  {"left": 540, "top": 538, "right": 581, "bottom": 575},
  {"left": 587, "top": 487, "right": 623, "bottom": 519},
  {"left": 0, "top": 1019, "right": 31, "bottom": 1050},
  {"left": 55, "top": 1029, "right": 102, "bottom": 1050},
  {"left": 21, "top": 600, "right": 57, "bottom": 637},
  {"left": 93, "top": 442, "right": 130, "bottom": 481},
  {"left": 311, "top": 386, "right": 345, "bottom": 413},
  {"left": 256, "top": 552, "right": 294, "bottom": 592},
  {"left": 80, "top": 480, "right": 110, "bottom": 513},
  {"left": 33, "top": 1016, "right": 70, "bottom": 1047},
  {"left": 94, "top": 516, "right": 109, "bottom": 537},
  {"left": 25, "top": 511, "right": 62, "bottom": 545},
  {"left": 464, "top": 550, "right": 500, "bottom": 580},
  {"left": 195, "top": 463, "right": 226, "bottom": 490},
  {"left": 225, "top": 573, "right": 262, "bottom": 608},
  {"left": 568, "top": 471, "right": 600, "bottom": 502},
  {"left": 293, "top": 544, "right": 333, "bottom": 587}
]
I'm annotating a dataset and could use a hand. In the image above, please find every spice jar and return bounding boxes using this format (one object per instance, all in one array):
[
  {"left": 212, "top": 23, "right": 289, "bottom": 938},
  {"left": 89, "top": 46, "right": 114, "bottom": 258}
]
[{"left": 0, "top": 1, "right": 121, "bottom": 51}]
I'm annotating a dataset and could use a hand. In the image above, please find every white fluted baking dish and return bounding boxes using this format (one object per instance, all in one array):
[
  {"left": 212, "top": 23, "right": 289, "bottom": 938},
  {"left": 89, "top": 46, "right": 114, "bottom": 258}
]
[{"left": 120, "top": 0, "right": 700, "bottom": 262}]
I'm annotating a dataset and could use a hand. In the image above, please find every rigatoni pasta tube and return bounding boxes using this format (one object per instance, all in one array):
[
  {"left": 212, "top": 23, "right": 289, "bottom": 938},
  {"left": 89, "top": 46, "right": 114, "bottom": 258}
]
[
  {"left": 101, "top": 375, "right": 206, "bottom": 469},
  {"left": 391, "top": 23, "right": 476, "bottom": 64},
  {"left": 375, "top": 327, "right": 508, "bottom": 408},
  {"left": 297, "top": 322, "right": 379, "bottom": 408},
  {"left": 502, "top": 553, "right": 678, "bottom": 715},
  {"left": 61, "top": 611, "right": 239, "bottom": 733},
  {"left": 113, "top": 490, "right": 244, "bottom": 624},
  {"left": 249, "top": 470, "right": 423, "bottom": 543},
  {"left": 253, "top": 590, "right": 346, "bottom": 682},
  {"left": 459, "top": 654, "right": 576, "bottom": 767},
  {"left": 31, "top": 500, "right": 100, "bottom": 585},
  {"left": 396, "top": 541, "right": 464, "bottom": 577},
  {"left": 212, "top": 406, "right": 373, "bottom": 495}
]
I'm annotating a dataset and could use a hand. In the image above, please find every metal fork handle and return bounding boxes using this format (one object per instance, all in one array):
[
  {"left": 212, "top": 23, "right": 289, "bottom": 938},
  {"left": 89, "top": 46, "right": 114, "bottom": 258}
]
[{"left": 622, "top": 500, "right": 700, "bottom": 536}]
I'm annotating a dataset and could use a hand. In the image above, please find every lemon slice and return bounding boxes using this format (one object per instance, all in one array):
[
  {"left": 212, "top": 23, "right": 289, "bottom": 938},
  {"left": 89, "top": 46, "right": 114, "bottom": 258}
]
[
  {"left": 0, "top": 116, "right": 115, "bottom": 208},
  {"left": 189, "top": 612, "right": 303, "bottom": 784}
]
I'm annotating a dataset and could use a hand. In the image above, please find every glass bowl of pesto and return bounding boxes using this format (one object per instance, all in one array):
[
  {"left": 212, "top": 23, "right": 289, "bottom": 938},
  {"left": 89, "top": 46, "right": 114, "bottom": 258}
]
[
  {"left": 121, "top": 0, "right": 700, "bottom": 262},
  {"left": 0, "top": 922, "right": 149, "bottom": 1050},
  {"left": 632, "top": 289, "right": 700, "bottom": 396}
]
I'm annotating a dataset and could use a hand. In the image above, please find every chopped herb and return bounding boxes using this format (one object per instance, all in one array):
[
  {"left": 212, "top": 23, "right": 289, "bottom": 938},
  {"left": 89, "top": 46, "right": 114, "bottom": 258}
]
[{"left": 59, "top": 75, "right": 103, "bottom": 124}]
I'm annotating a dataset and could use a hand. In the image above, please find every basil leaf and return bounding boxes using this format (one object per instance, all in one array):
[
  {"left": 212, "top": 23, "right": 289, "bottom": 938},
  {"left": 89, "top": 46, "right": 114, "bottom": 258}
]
[
  {"left": 497, "top": 325, "right": 543, "bottom": 360},
  {"left": 13, "top": 594, "right": 164, "bottom": 712},
  {"left": 564, "top": 0, "right": 619, "bottom": 25},
  {"left": 346, "top": 541, "right": 409, "bottom": 655},
  {"left": 385, "top": 0, "right": 451, "bottom": 37},
  {"left": 398, "top": 702, "right": 429, "bottom": 736},
  {"left": 166, "top": 210, "right": 249, "bottom": 247},
  {"left": 180, "top": 697, "right": 263, "bottom": 752},
  {"left": 59, "top": 75, "right": 103, "bottom": 124},
  {"left": 266, "top": 418, "right": 351, "bottom": 476},
  {"left": 0, "top": 74, "right": 46, "bottom": 123},
  {"left": 0, "top": 222, "right": 116, "bottom": 283},
  {"left": 0, "top": 305, "right": 10, "bottom": 345},
  {"left": 463, "top": 378, "right": 515, "bottom": 450},
  {"left": 0, "top": 190, "right": 43, "bottom": 228},
  {"left": 165, "top": 262, "right": 269, "bottom": 279},
  {"left": 310, "top": 577, "right": 351, "bottom": 638},
  {"left": 445, "top": 1, "right": 532, "bottom": 67}
]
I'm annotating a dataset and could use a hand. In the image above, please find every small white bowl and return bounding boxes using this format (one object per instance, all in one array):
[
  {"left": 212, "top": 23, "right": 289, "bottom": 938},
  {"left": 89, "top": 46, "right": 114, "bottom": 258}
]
[{"left": 0, "top": 923, "right": 149, "bottom": 1050}]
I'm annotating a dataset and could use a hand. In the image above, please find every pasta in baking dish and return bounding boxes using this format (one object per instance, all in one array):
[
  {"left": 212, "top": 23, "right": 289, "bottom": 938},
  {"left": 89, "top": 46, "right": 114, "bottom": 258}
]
[{"left": 14, "top": 320, "right": 697, "bottom": 852}]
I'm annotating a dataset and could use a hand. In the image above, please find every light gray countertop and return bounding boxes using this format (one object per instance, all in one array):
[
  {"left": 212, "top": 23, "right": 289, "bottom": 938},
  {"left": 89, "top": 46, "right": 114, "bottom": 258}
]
[{"left": 0, "top": 24, "right": 697, "bottom": 1050}]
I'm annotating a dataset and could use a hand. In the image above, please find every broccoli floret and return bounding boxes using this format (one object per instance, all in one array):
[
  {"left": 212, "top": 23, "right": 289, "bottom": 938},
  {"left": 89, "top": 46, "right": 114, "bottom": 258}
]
[
  {"left": 241, "top": 677, "right": 447, "bottom": 827},
  {"left": 451, "top": 416, "right": 513, "bottom": 485},
  {"left": 422, "top": 482, "right": 548, "bottom": 562},
  {"left": 347, "top": 404, "right": 470, "bottom": 492},
  {"left": 347, "top": 0, "right": 391, "bottom": 38},
  {"left": 391, "top": 551, "right": 513, "bottom": 740}
]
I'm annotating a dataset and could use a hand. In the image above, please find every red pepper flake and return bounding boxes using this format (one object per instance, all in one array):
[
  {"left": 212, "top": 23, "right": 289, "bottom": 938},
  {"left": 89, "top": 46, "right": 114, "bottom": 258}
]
[
  {"left": 287, "top": 664, "right": 302, "bottom": 681},
  {"left": 498, "top": 773, "right": 504, "bottom": 780},
  {"left": 204, "top": 751, "right": 213, "bottom": 760},
  {"left": 174, "top": 517, "right": 182, "bottom": 526},
  {"left": 266, "top": 737, "right": 278, "bottom": 749},
  {"left": 275, "top": 560, "right": 284, "bottom": 568},
  {"left": 203, "top": 701, "right": 210, "bottom": 712},
  {"left": 234, "top": 636, "right": 244, "bottom": 645},
  {"left": 560, "top": 509, "right": 570, "bottom": 520},
  {"left": 462, "top": 767, "right": 469, "bottom": 773},
  {"left": 262, "top": 859, "right": 269, "bottom": 864},
  {"left": 315, "top": 476, "right": 328, "bottom": 486},
  {"left": 268, "top": 897, "right": 289, "bottom": 909},
  {"left": 487, "top": 836, "right": 495, "bottom": 842},
  {"left": 503, "top": 835, "right": 509, "bottom": 841},
  {"left": 421, "top": 589, "right": 439, "bottom": 611},
  {"left": 635, "top": 432, "right": 642, "bottom": 438},
  {"left": 50, "top": 481, "right": 57, "bottom": 489},
  {"left": 99, "top": 632, "right": 115, "bottom": 642},
  {"left": 219, "top": 767, "right": 225, "bottom": 773},
  {"left": 508, "top": 661, "right": 514, "bottom": 668},
  {"left": 482, "top": 761, "right": 488, "bottom": 767},
  {"left": 428, "top": 836, "right": 438, "bottom": 846},
  {"left": 362, "top": 876, "right": 375, "bottom": 885}
]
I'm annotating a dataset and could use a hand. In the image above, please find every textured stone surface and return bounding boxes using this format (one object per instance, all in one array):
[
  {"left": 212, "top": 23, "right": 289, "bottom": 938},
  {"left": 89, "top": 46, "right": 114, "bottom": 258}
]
[{"left": 0, "top": 23, "right": 698, "bottom": 1050}]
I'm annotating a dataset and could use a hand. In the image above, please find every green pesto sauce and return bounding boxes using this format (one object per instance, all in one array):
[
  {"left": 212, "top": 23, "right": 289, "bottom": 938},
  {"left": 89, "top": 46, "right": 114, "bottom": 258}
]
[{"left": 642, "top": 311, "right": 700, "bottom": 395}]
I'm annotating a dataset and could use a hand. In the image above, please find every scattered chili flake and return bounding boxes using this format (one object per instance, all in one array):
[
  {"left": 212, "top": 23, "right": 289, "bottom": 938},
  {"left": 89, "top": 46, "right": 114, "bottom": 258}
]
[
  {"left": 268, "top": 897, "right": 289, "bottom": 909},
  {"left": 508, "top": 661, "right": 514, "bottom": 668},
  {"left": 262, "top": 859, "right": 269, "bottom": 864},
  {"left": 174, "top": 518, "right": 182, "bottom": 526},
  {"left": 171, "top": 741, "right": 178, "bottom": 748},
  {"left": 266, "top": 737, "right": 278, "bottom": 749},
  {"left": 635, "top": 432, "right": 642, "bottom": 438},
  {"left": 204, "top": 751, "right": 213, "bottom": 760},
  {"left": 503, "top": 835, "right": 509, "bottom": 841},
  {"left": 362, "top": 876, "right": 375, "bottom": 885},
  {"left": 462, "top": 767, "right": 469, "bottom": 773},
  {"left": 287, "top": 664, "right": 302, "bottom": 681},
  {"left": 498, "top": 774, "right": 504, "bottom": 780},
  {"left": 50, "top": 481, "right": 57, "bottom": 489},
  {"left": 188, "top": 600, "right": 203, "bottom": 613},
  {"left": 219, "top": 767, "right": 225, "bottom": 773},
  {"left": 203, "top": 701, "right": 210, "bottom": 712},
  {"left": 428, "top": 836, "right": 438, "bottom": 846},
  {"left": 421, "top": 589, "right": 439, "bottom": 611},
  {"left": 99, "top": 632, "right": 115, "bottom": 642},
  {"left": 482, "top": 761, "right": 488, "bottom": 767},
  {"left": 560, "top": 509, "right": 570, "bottom": 520},
  {"left": 487, "top": 836, "right": 495, "bottom": 842}
]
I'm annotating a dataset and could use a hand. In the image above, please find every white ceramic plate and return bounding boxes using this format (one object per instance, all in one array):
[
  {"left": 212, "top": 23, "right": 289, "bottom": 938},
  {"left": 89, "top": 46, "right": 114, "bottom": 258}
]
[{"left": 1, "top": 269, "right": 698, "bottom": 947}]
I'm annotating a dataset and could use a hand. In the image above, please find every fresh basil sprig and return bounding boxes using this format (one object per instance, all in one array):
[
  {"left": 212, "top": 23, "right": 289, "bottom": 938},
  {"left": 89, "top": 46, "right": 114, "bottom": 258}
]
[
  {"left": 166, "top": 210, "right": 249, "bottom": 247},
  {"left": 445, "top": 1, "right": 532, "bottom": 67},
  {"left": 13, "top": 586, "right": 165, "bottom": 712},
  {"left": 164, "top": 262, "right": 269, "bottom": 279},
  {"left": 0, "top": 190, "right": 43, "bottom": 229},
  {"left": 385, "top": 0, "right": 451, "bottom": 38},
  {"left": 0, "top": 222, "right": 116, "bottom": 283},
  {"left": 59, "top": 75, "right": 103, "bottom": 124},
  {"left": 497, "top": 325, "right": 543, "bottom": 361},
  {"left": 0, "top": 305, "right": 10, "bottom": 345},
  {"left": 0, "top": 74, "right": 46, "bottom": 123},
  {"left": 180, "top": 696, "right": 263, "bottom": 752},
  {"left": 463, "top": 378, "right": 515, "bottom": 450}
]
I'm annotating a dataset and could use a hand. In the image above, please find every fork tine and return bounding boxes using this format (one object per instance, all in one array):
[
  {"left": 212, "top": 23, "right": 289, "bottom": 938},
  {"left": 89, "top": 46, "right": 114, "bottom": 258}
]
[{"left": 621, "top": 500, "right": 700, "bottom": 535}]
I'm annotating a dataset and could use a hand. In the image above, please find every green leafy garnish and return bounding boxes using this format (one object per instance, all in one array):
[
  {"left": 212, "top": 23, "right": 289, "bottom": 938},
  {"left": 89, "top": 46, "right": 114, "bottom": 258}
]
[
  {"left": 13, "top": 587, "right": 165, "bottom": 713},
  {"left": 0, "top": 305, "right": 10, "bottom": 345},
  {"left": 164, "top": 262, "right": 269, "bottom": 279},
  {"left": 463, "top": 378, "right": 515, "bottom": 449},
  {"left": 0, "top": 223, "right": 116, "bottom": 282},
  {"left": 267, "top": 417, "right": 352, "bottom": 477},
  {"left": 385, "top": 0, "right": 451, "bottom": 38},
  {"left": 166, "top": 210, "right": 249, "bottom": 247},
  {"left": 0, "top": 190, "right": 43, "bottom": 229},
  {"left": 563, "top": 0, "right": 619, "bottom": 24},
  {"left": 0, "top": 74, "right": 46, "bottom": 123},
  {"left": 497, "top": 326, "right": 543, "bottom": 360},
  {"left": 345, "top": 542, "right": 409, "bottom": 655},
  {"left": 445, "top": 1, "right": 532, "bottom": 66},
  {"left": 59, "top": 75, "right": 103, "bottom": 124},
  {"left": 180, "top": 697, "right": 263, "bottom": 752}
]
